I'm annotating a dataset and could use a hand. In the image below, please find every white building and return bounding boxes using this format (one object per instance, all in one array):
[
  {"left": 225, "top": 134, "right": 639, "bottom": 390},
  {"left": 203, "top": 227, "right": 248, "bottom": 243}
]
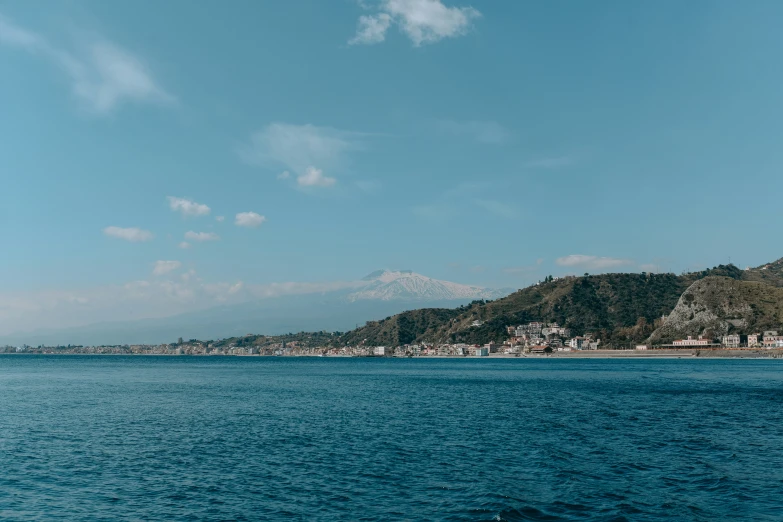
[
  {"left": 672, "top": 335, "right": 711, "bottom": 347},
  {"left": 721, "top": 334, "right": 740, "bottom": 348}
]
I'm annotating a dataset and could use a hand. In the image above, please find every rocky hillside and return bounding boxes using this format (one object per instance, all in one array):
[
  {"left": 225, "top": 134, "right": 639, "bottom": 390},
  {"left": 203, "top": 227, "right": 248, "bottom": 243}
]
[
  {"left": 648, "top": 276, "right": 783, "bottom": 343},
  {"left": 332, "top": 260, "right": 783, "bottom": 348},
  {"left": 336, "top": 272, "right": 695, "bottom": 348}
]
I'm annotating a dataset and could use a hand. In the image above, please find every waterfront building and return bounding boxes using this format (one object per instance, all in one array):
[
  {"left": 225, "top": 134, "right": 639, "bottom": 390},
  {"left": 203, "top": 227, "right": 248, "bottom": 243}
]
[{"left": 672, "top": 335, "right": 711, "bottom": 347}]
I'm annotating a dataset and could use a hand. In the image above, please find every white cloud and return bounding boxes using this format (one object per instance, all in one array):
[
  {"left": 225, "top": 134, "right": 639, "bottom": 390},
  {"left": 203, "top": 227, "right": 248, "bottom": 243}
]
[
  {"left": 0, "top": 14, "right": 173, "bottom": 114},
  {"left": 241, "top": 123, "right": 356, "bottom": 178},
  {"left": 350, "top": 0, "right": 481, "bottom": 46},
  {"left": 556, "top": 255, "right": 634, "bottom": 271},
  {"left": 215, "top": 216, "right": 225, "bottom": 222},
  {"left": 235, "top": 211, "right": 267, "bottom": 228},
  {"left": 103, "top": 226, "right": 154, "bottom": 242},
  {"left": 178, "top": 241, "right": 191, "bottom": 249},
  {"left": 277, "top": 170, "right": 290, "bottom": 180},
  {"left": 297, "top": 166, "right": 336, "bottom": 187},
  {"left": 184, "top": 231, "right": 220, "bottom": 242},
  {"left": 349, "top": 13, "right": 393, "bottom": 45},
  {"left": 436, "top": 120, "right": 510, "bottom": 144},
  {"left": 152, "top": 260, "right": 182, "bottom": 276},
  {"left": 167, "top": 196, "right": 211, "bottom": 217}
]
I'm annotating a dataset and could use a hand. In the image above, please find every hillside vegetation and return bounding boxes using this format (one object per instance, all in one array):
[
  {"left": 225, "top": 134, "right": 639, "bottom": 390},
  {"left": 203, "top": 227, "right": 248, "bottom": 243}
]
[
  {"left": 648, "top": 276, "right": 783, "bottom": 342},
  {"left": 333, "top": 260, "right": 783, "bottom": 348},
  {"left": 336, "top": 272, "right": 693, "bottom": 348}
]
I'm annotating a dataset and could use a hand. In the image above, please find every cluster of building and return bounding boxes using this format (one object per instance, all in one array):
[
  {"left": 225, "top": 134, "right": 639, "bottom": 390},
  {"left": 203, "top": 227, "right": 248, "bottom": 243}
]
[
  {"left": 506, "top": 322, "right": 601, "bottom": 351},
  {"left": 660, "top": 330, "right": 783, "bottom": 349},
  {"left": 1, "top": 341, "right": 288, "bottom": 356},
  {"left": 318, "top": 322, "right": 602, "bottom": 357},
  {"left": 7, "top": 325, "right": 783, "bottom": 358}
]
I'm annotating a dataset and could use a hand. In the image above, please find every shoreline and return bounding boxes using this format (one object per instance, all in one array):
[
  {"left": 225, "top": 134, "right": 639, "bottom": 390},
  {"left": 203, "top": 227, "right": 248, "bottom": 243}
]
[{"left": 3, "top": 348, "right": 782, "bottom": 359}]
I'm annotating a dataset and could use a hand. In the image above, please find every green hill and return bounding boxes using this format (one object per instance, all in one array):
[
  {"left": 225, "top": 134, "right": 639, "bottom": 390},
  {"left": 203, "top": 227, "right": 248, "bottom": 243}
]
[
  {"left": 333, "top": 260, "right": 783, "bottom": 348},
  {"left": 335, "top": 272, "right": 696, "bottom": 348}
]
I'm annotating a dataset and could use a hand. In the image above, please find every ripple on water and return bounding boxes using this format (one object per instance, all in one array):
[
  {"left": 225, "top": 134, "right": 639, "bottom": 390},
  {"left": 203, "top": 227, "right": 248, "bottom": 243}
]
[{"left": 1, "top": 356, "right": 782, "bottom": 521}]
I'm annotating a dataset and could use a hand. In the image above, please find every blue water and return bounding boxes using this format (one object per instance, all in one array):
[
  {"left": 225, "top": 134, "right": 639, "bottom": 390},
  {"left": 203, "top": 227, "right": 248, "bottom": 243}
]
[{"left": 1, "top": 357, "right": 782, "bottom": 521}]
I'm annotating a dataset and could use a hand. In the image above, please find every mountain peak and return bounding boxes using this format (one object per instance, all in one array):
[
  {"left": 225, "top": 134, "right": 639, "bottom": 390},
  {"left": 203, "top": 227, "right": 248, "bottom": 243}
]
[
  {"left": 362, "top": 269, "right": 414, "bottom": 281},
  {"left": 351, "top": 270, "right": 507, "bottom": 302}
]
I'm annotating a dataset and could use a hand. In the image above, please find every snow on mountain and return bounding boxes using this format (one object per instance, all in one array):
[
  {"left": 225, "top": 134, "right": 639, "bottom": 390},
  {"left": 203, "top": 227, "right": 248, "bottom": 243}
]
[{"left": 348, "top": 270, "right": 507, "bottom": 302}]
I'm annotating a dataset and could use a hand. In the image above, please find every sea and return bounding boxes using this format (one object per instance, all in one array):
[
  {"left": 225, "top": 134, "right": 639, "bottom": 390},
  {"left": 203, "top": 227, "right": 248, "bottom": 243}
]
[{"left": 1, "top": 356, "right": 781, "bottom": 521}]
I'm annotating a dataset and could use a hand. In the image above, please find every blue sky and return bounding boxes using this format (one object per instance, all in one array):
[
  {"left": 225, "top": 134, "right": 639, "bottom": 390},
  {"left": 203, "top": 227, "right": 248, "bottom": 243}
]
[{"left": 1, "top": 0, "right": 782, "bottom": 332}]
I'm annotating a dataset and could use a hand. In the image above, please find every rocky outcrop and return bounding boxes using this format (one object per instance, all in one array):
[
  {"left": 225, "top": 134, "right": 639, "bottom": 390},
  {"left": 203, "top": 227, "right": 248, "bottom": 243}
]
[{"left": 648, "top": 276, "right": 783, "bottom": 343}]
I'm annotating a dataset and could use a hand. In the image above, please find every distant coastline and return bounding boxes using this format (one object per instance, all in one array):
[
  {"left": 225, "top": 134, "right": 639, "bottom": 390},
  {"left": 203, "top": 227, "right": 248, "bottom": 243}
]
[{"left": 3, "top": 348, "right": 782, "bottom": 359}]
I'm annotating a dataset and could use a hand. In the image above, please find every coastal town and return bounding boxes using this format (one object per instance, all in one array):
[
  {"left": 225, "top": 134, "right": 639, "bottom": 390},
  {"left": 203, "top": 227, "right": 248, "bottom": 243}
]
[{"left": 4, "top": 322, "right": 783, "bottom": 357}]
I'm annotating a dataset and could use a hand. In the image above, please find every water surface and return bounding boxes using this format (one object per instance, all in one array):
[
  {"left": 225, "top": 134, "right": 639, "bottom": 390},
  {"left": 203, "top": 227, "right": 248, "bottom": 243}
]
[{"left": 1, "top": 356, "right": 781, "bottom": 520}]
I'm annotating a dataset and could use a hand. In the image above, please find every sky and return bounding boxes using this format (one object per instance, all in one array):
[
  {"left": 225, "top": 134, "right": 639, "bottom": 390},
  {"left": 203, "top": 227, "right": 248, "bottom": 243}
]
[{"left": 1, "top": 0, "right": 783, "bottom": 334}]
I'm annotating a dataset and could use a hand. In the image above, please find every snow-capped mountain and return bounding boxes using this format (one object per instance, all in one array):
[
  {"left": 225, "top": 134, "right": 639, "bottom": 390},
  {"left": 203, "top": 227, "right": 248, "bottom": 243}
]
[{"left": 347, "top": 270, "right": 507, "bottom": 302}]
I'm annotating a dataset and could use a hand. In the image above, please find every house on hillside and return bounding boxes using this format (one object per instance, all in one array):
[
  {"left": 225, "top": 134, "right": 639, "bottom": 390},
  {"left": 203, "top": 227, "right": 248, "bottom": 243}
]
[{"left": 721, "top": 334, "right": 740, "bottom": 348}]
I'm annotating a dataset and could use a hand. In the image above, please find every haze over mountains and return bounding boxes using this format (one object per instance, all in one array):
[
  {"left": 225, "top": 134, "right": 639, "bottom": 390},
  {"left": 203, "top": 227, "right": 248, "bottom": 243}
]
[{"left": 0, "top": 270, "right": 511, "bottom": 346}]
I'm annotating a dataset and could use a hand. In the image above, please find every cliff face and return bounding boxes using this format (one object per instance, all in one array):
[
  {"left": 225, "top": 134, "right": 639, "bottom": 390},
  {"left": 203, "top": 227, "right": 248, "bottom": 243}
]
[{"left": 648, "top": 276, "right": 783, "bottom": 343}]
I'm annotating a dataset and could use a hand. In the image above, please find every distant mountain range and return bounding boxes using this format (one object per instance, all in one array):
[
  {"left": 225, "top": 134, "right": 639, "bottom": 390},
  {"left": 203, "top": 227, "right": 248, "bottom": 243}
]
[
  {"left": 333, "top": 260, "right": 783, "bottom": 348},
  {"left": 0, "top": 270, "right": 511, "bottom": 346}
]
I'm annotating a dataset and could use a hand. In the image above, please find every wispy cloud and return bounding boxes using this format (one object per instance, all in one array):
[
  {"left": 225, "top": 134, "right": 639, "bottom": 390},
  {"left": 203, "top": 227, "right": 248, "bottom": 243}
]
[
  {"left": 0, "top": 276, "right": 368, "bottom": 336},
  {"left": 152, "top": 260, "right": 181, "bottom": 276},
  {"left": 524, "top": 156, "right": 573, "bottom": 169},
  {"left": 414, "top": 183, "right": 517, "bottom": 222},
  {"left": 297, "top": 166, "right": 336, "bottom": 188},
  {"left": 350, "top": 13, "right": 393, "bottom": 45},
  {"left": 556, "top": 255, "right": 633, "bottom": 271},
  {"left": 436, "top": 120, "right": 510, "bottom": 144},
  {"left": 235, "top": 211, "right": 267, "bottom": 228},
  {"left": 503, "top": 258, "right": 544, "bottom": 274},
  {"left": 184, "top": 231, "right": 220, "bottom": 242},
  {"left": 474, "top": 199, "right": 517, "bottom": 219},
  {"left": 241, "top": 123, "right": 357, "bottom": 187},
  {"left": 167, "top": 196, "right": 211, "bottom": 217},
  {"left": 349, "top": 0, "right": 481, "bottom": 46},
  {"left": 215, "top": 216, "right": 225, "bottom": 223},
  {"left": 178, "top": 241, "right": 191, "bottom": 249},
  {"left": 103, "top": 226, "right": 153, "bottom": 242},
  {"left": 0, "top": 14, "right": 173, "bottom": 114}
]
